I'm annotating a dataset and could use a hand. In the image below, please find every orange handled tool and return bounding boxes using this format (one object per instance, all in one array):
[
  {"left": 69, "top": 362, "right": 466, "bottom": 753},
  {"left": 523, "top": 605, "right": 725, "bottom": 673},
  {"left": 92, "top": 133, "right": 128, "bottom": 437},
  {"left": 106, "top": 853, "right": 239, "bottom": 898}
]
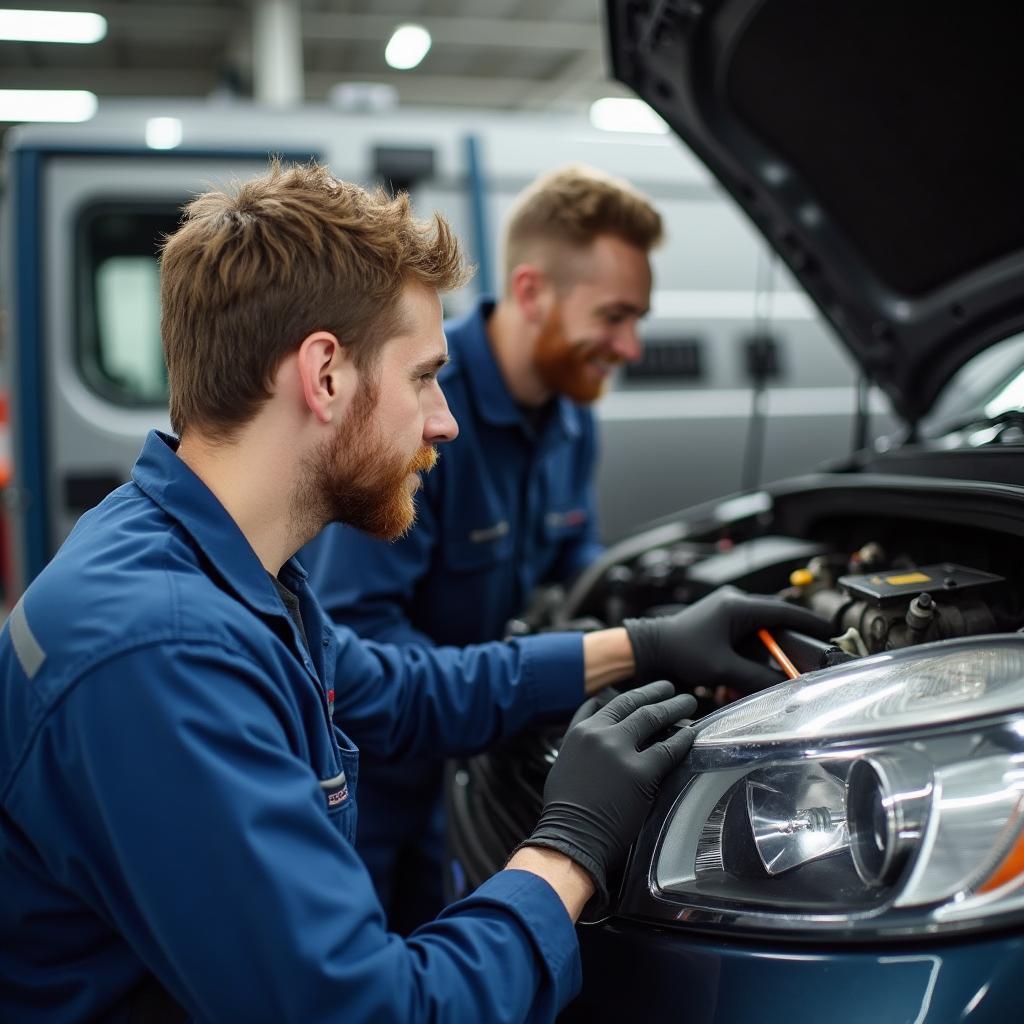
[{"left": 757, "top": 628, "right": 800, "bottom": 680}]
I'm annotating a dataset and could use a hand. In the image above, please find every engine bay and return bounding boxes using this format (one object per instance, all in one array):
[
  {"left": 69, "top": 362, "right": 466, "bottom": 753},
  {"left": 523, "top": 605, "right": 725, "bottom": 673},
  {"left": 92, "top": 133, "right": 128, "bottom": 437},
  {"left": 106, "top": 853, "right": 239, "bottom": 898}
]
[
  {"left": 555, "top": 537, "right": 1015, "bottom": 711},
  {"left": 517, "top": 478, "right": 1024, "bottom": 714},
  {"left": 446, "top": 476, "right": 1024, "bottom": 897}
]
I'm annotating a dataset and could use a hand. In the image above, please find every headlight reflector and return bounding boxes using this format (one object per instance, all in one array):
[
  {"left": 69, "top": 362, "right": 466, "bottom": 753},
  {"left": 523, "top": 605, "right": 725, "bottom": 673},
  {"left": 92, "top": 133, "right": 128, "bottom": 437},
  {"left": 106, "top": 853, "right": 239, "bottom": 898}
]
[{"left": 745, "top": 763, "right": 848, "bottom": 876}]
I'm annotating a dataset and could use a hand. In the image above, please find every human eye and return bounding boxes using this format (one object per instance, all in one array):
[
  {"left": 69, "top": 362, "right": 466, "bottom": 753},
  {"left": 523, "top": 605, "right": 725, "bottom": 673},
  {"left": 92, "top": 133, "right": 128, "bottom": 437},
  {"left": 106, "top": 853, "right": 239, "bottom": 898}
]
[{"left": 601, "top": 308, "right": 629, "bottom": 326}]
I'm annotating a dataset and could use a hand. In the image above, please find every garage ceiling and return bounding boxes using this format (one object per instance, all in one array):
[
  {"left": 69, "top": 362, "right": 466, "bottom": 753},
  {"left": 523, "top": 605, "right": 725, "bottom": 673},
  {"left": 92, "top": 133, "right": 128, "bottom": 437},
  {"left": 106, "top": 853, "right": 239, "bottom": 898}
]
[{"left": 0, "top": 0, "right": 620, "bottom": 112}]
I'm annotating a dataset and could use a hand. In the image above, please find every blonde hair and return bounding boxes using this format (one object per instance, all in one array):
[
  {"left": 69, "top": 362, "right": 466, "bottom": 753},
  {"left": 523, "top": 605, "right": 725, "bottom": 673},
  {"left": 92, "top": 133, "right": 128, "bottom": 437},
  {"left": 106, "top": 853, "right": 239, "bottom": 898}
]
[
  {"left": 160, "top": 160, "right": 470, "bottom": 437},
  {"left": 503, "top": 164, "right": 663, "bottom": 286}
]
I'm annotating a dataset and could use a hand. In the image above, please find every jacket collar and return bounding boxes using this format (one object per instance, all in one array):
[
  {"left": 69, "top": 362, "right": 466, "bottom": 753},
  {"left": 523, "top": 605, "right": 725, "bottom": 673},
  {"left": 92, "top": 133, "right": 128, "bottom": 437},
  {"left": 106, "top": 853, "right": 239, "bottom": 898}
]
[
  {"left": 131, "top": 430, "right": 307, "bottom": 619},
  {"left": 450, "top": 296, "right": 583, "bottom": 441}
]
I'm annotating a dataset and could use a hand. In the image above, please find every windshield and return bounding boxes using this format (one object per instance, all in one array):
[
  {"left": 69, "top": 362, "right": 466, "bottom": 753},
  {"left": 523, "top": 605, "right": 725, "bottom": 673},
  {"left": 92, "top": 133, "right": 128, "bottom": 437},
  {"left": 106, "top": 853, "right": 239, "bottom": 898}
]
[{"left": 918, "top": 332, "right": 1024, "bottom": 437}]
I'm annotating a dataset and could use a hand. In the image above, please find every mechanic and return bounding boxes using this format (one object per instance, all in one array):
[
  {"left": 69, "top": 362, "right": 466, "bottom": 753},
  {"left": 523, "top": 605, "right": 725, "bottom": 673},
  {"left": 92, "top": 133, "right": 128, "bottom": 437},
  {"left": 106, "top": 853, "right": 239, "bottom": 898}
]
[
  {"left": 303, "top": 165, "right": 664, "bottom": 930},
  {"left": 0, "top": 162, "right": 828, "bottom": 1022}
]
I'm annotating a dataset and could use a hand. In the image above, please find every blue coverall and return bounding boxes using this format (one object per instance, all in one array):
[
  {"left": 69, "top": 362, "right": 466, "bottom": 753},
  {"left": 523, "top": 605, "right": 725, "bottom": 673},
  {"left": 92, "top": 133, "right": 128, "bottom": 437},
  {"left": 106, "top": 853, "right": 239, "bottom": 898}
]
[
  {"left": 0, "top": 431, "right": 584, "bottom": 1023},
  {"left": 304, "top": 297, "right": 605, "bottom": 927}
]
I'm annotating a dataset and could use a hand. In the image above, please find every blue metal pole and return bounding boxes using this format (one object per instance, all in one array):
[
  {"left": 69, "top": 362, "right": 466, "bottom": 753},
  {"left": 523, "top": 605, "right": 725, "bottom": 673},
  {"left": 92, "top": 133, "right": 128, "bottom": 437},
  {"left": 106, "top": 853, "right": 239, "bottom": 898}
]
[
  {"left": 464, "top": 135, "right": 493, "bottom": 297},
  {"left": 13, "top": 148, "right": 49, "bottom": 585}
]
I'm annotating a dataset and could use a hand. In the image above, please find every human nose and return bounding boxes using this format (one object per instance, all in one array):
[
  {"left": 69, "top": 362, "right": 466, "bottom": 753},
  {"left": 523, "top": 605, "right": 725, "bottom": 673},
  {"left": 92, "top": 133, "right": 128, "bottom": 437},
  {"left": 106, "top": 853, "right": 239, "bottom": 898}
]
[
  {"left": 424, "top": 383, "right": 459, "bottom": 444},
  {"left": 610, "top": 320, "right": 643, "bottom": 363}
]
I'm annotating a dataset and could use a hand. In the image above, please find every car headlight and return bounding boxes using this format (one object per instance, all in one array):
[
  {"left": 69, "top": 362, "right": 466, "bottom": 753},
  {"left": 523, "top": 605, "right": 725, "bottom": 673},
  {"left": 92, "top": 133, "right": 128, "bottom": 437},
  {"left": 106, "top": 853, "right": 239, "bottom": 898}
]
[{"left": 617, "top": 636, "right": 1024, "bottom": 938}]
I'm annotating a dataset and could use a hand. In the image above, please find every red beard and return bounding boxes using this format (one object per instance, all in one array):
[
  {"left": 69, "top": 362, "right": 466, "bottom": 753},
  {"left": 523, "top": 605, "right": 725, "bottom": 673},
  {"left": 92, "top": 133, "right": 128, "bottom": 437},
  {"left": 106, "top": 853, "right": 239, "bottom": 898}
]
[
  {"left": 532, "top": 309, "right": 622, "bottom": 404},
  {"left": 300, "top": 381, "right": 438, "bottom": 540}
]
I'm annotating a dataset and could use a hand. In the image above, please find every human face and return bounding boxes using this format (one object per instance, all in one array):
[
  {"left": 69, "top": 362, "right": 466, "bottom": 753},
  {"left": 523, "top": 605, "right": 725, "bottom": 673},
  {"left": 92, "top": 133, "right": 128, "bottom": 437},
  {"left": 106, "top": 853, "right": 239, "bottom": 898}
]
[
  {"left": 302, "top": 283, "right": 458, "bottom": 539},
  {"left": 533, "top": 235, "right": 652, "bottom": 404}
]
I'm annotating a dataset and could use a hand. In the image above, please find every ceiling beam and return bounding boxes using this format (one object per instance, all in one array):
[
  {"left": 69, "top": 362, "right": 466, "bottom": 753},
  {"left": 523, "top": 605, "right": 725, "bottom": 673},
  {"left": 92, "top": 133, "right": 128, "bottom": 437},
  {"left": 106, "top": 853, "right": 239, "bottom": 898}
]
[
  {"left": 302, "top": 12, "right": 600, "bottom": 51},
  {"left": 519, "top": 50, "right": 609, "bottom": 110}
]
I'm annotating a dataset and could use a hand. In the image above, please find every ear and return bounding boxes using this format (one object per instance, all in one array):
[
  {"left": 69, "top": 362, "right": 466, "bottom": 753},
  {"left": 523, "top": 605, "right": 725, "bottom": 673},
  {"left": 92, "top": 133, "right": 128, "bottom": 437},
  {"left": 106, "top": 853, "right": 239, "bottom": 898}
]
[
  {"left": 295, "top": 331, "right": 352, "bottom": 425},
  {"left": 508, "top": 263, "right": 554, "bottom": 325}
]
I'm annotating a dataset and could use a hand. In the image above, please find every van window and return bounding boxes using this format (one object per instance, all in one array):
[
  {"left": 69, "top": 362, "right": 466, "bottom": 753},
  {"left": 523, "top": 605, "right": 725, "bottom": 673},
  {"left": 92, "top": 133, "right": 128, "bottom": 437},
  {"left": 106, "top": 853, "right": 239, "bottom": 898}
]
[{"left": 77, "top": 205, "right": 182, "bottom": 405}]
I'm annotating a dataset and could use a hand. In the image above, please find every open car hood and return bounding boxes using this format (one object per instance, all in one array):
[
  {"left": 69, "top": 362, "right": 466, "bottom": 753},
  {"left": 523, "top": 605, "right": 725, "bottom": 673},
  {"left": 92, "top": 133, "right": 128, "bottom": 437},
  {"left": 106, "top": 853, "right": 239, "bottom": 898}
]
[{"left": 606, "top": 0, "right": 1024, "bottom": 424}]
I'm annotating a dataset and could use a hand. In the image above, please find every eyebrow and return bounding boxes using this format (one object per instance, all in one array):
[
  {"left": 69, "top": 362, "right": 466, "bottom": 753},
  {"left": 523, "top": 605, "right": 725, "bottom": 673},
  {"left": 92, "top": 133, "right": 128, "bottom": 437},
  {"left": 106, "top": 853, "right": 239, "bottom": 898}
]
[
  {"left": 411, "top": 353, "right": 450, "bottom": 376},
  {"left": 598, "top": 301, "right": 650, "bottom": 318}
]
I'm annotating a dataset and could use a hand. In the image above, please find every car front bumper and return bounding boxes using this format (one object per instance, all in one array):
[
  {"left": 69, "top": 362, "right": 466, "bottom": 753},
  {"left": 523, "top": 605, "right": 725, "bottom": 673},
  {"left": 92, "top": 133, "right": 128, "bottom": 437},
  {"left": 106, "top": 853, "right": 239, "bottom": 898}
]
[{"left": 564, "top": 919, "right": 1024, "bottom": 1023}]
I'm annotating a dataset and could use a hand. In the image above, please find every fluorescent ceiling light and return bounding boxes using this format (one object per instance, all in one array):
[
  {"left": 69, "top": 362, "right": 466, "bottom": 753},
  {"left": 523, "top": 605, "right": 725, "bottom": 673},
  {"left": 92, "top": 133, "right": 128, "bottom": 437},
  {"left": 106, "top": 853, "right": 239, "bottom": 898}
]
[
  {"left": 385, "top": 23, "right": 431, "bottom": 71},
  {"left": 0, "top": 9, "right": 107, "bottom": 44},
  {"left": 146, "top": 116, "right": 182, "bottom": 150},
  {"left": 589, "top": 97, "right": 669, "bottom": 135},
  {"left": 0, "top": 89, "right": 97, "bottom": 122}
]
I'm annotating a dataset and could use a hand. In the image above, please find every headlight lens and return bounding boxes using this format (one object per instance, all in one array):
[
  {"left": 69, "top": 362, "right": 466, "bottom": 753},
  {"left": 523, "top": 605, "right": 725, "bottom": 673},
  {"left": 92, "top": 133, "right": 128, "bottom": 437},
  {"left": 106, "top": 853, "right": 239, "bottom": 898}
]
[{"left": 621, "top": 636, "right": 1024, "bottom": 938}]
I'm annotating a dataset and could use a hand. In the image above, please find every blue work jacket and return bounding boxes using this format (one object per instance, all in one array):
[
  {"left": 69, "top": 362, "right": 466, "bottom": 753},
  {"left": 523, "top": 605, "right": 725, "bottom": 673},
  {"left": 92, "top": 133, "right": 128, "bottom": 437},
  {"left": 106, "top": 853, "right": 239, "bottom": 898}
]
[
  {"left": 0, "top": 431, "right": 585, "bottom": 1023},
  {"left": 304, "top": 297, "right": 605, "bottom": 648}
]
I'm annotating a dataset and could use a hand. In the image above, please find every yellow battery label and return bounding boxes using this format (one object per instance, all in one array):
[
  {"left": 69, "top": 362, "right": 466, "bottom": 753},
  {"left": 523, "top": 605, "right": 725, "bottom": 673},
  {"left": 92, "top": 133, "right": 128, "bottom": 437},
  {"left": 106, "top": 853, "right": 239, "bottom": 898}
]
[{"left": 884, "top": 572, "right": 932, "bottom": 586}]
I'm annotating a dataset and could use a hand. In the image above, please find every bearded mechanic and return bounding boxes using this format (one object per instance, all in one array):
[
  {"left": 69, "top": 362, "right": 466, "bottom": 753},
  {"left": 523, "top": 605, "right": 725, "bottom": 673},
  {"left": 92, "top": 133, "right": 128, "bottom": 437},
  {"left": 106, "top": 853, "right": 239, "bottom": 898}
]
[
  {"left": 303, "top": 166, "right": 667, "bottom": 929},
  {"left": 0, "top": 162, "right": 828, "bottom": 1023}
]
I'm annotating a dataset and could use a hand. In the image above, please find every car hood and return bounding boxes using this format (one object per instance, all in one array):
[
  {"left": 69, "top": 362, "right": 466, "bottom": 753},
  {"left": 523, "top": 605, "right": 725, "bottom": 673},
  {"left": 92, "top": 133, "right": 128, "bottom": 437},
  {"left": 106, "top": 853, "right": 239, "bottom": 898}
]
[{"left": 605, "top": 0, "right": 1024, "bottom": 424}]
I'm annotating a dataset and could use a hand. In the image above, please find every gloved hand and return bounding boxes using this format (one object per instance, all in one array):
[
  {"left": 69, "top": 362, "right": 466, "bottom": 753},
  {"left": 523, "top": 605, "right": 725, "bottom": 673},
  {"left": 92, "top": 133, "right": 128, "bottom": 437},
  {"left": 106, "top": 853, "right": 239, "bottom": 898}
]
[
  {"left": 520, "top": 680, "right": 696, "bottom": 909},
  {"left": 624, "top": 585, "right": 832, "bottom": 694}
]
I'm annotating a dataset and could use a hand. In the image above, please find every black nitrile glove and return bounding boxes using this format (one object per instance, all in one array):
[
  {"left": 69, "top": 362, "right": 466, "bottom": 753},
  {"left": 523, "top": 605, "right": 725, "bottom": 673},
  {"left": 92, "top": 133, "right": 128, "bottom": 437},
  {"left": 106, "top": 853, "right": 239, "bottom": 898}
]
[
  {"left": 520, "top": 680, "right": 697, "bottom": 909},
  {"left": 624, "top": 585, "right": 833, "bottom": 694}
]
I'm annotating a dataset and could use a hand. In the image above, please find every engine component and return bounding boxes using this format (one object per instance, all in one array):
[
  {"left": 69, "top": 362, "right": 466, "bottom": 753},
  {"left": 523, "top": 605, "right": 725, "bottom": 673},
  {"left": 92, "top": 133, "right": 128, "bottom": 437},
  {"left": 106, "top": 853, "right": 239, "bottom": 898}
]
[
  {"left": 772, "top": 628, "right": 855, "bottom": 674},
  {"left": 685, "top": 536, "right": 828, "bottom": 597},
  {"left": 799, "top": 561, "right": 1006, "bottom": 654},
  {"left": 837, "top": 563, "right": 1004, "bottom": 605}
]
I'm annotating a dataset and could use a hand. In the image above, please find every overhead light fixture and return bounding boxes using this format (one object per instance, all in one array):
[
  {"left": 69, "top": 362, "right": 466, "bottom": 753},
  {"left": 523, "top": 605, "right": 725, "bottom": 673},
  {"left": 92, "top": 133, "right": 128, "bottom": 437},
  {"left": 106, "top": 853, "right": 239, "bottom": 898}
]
[
  {"left": 145, "top": 116, "right": 182, "bottom": 150},
  {"left": 0, "top": 9, "right": 107, "bottom": 44},
  {"left": 384, "top": 23, "right": 431, "bottom": 71},
  {"left": 0, "top": 89, "right": 97, "bottom": 122},
  {"left": 589, "top": 97, "right": 669, "bottom": 135}
]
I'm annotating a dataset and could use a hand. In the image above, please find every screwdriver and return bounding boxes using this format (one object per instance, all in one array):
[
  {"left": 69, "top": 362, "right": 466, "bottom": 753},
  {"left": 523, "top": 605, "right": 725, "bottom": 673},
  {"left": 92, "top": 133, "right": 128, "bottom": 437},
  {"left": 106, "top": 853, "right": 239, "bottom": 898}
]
[{"left": 757, "top": 628, "right": 800, "bottom": 680}]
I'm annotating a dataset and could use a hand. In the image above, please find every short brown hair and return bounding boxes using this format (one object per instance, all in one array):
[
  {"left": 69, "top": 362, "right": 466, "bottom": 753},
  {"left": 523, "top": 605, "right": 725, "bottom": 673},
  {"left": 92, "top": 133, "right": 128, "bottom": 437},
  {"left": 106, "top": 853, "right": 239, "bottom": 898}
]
[
  {"left": 160, "top": 160, "right": 469, "bottom": 438},
  {"left": 503, "top": 164, "right": 663, "bottom": 286}
]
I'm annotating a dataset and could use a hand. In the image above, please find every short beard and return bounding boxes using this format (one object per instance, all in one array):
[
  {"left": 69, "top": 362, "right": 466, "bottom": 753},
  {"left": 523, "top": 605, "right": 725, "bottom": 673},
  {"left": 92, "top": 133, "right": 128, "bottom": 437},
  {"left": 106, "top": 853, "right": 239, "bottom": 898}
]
[
  {"left": 532, "top": 308, "right": 617, "bottom": 405},
  {"left": 296, "top": 376, "right": 438, "bottom": 542}
]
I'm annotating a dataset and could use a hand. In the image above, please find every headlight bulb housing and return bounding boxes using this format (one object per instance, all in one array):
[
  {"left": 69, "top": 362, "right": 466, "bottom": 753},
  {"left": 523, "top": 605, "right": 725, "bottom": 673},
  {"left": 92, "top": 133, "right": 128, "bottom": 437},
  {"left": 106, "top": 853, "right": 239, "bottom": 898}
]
[{"left": 846, "top": 755, "right": 926, "bottom": 888}]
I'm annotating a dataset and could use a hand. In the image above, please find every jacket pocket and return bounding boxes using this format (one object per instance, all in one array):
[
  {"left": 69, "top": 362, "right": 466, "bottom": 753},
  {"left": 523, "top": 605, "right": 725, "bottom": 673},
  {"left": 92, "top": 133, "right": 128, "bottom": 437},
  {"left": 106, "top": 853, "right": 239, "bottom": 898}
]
[{"left": 321, "top": 744, "right": 359, "bottom": 843}]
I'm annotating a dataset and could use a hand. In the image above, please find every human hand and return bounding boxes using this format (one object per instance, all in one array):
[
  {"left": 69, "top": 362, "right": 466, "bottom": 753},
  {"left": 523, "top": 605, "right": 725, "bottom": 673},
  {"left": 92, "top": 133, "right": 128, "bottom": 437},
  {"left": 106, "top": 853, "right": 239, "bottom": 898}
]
[
  {"left": 520, "top": 681, "right": 696, "bottom": 908},
  {"left": 624, "top": 585, "right": 832, "bottom": 693}
]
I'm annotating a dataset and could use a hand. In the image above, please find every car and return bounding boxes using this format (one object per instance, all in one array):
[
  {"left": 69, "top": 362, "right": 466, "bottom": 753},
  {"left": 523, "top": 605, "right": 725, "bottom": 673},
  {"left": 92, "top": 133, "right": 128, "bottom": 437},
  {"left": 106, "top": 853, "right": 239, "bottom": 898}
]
[{"left": 445, "top": 3, "right": 1024, "bottom": 1020}]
